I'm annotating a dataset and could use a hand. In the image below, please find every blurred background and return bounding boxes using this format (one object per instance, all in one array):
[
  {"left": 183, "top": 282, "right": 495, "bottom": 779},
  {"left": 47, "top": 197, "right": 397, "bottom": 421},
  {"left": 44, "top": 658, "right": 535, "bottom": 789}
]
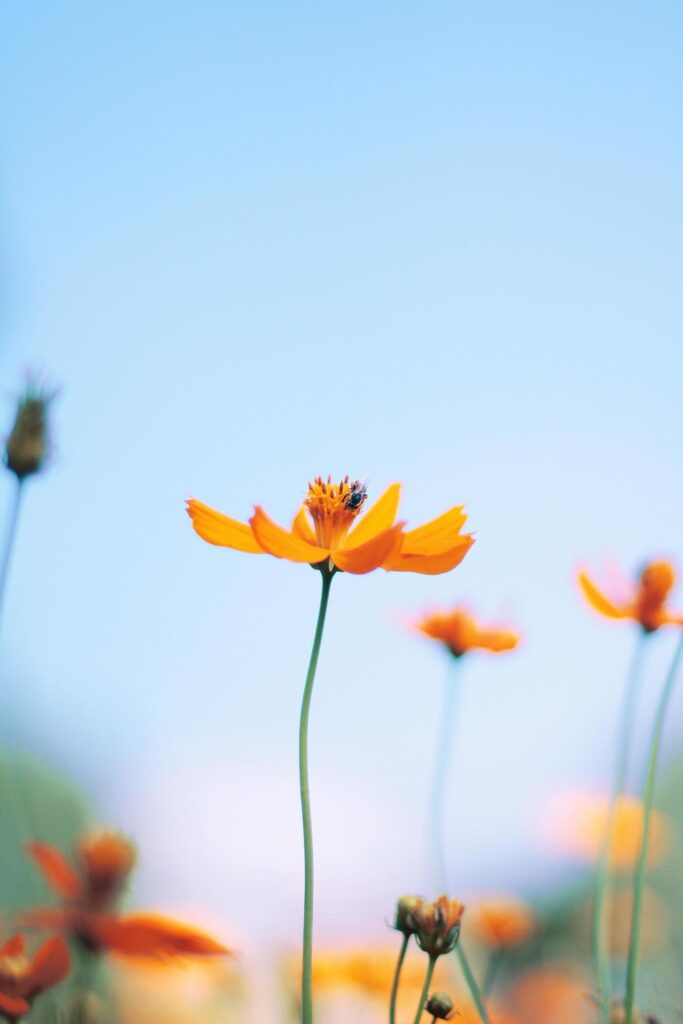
[{"left": 0, "top": 2, "right": 682, "bottom": 1019}]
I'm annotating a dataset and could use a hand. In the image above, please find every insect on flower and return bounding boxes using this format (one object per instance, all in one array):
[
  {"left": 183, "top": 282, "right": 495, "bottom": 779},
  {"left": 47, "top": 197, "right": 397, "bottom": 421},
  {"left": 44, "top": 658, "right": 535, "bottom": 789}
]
[{"left": 187, "top": 476, "right": 474, "bottom": 575}]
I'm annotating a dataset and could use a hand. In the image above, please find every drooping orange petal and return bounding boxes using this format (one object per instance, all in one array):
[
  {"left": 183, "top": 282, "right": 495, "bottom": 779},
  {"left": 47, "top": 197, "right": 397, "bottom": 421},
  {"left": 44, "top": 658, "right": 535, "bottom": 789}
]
[
  {"left": 0, "top": 935, "right": 24, "bottom": 957},
  {"left": 99, "top": 913, "right": 229, "bottom": 958},
  {"left": 291, "top": 506, "right": 318, "bottom": 546},
  {"left": 0, "top": 992, "right": 30, "bottom": 1017},
  {"left": 578, "top": 572, "right": 629, "bottom": 620},
  {"left": 186, "top": 499, "right": 263, "bottom": 553},
  {"left": 344, "top": 484, "right": 401, "bottom": 548},
  {"left": 25, "top": 937, "right": 70, "bottom": 997},
  {"left": 333, "top": 524, "right": 404, "bottom": 575},
  {"left": 250, "top": 507, "right": 329, "bottom": 564},
  {"left": 386, "top": 535, "right": 475, "bottom": 575},
  {"left": 399, "top": 506, "right": 468, "bottom": 551},
  {"left": 25, "top": 842, "right": 83, "bottom": 901}
]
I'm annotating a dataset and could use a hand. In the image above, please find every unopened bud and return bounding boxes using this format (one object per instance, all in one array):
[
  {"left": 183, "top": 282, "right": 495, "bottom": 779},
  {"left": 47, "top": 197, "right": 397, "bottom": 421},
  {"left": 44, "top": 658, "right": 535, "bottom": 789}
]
[
  {"left": 5, "top": 383, "right": 54, "bottom": 480},
  {"left": 426, "top": 991, "right": 454, "bottom": 1019},
  {"left": 411, "top": 895, "right": 465, "bottom": 958},
  {"left": 393, "top": 894, "right": 422, "bottom": 935}
]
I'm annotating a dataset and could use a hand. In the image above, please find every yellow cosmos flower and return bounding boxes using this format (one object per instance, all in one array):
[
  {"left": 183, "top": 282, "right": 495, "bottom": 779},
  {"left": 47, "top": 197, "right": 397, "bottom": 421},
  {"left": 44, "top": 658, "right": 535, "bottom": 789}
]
[
  {"left": 187, "top": 476, "right": 473, "bottom": 575},
  {"left": 578, "top": 559, "right": 683, "bottom": 633}
]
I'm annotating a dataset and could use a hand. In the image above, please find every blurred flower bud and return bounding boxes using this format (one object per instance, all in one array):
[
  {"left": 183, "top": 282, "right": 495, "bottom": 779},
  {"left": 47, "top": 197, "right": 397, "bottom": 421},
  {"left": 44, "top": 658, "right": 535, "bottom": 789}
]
[
  {"left": 394, "top": 894, "right": 422, "bottom": 936},
  {"left": 426, "top": 991, "right": 455, "bottom": 1019},
  {"left": 78, "top": 830, "right": 137, "bottom": 910},
  {"left": 5, "top": 381, "right": 55, "bottom": 481},
  {"left": 411, "top": 895, "right": 465, "bottom": 958}
]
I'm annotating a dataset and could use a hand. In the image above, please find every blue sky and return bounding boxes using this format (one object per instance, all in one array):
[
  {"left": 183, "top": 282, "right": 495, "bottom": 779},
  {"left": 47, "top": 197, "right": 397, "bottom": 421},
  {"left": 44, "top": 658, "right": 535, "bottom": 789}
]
[{"left": 1, "top": 2, "right": 682, "bottom": 946}]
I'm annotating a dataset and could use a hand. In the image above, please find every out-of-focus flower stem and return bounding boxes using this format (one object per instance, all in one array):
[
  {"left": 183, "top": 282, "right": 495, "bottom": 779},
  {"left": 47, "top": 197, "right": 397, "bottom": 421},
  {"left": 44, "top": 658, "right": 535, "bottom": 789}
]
[
  {"left": 429, "top": 658, "right": 461, "bottom": 890},
  {"left": 299, "top": 568, "right": 334, "bottom": 1024},
  {"left": 454, "top": 944, "right": 490, "bottom": 1024},
  {"left": 412, "top": 954, "right": 436, "bottom": 1024},
  {"left": 592, "top": 633, "right": 649, "bottom": 1023},
  {"left": 389, "top": 932, "right": 410, "bottom": 1024},
  {"left": 624, "top": 630, "right": 683, "bottom": 1024},
  {"left": 482, "top": 946, "right": 504, "bottom": 997},
  {"left": 0, "top": 478, "right": 24, "bottom": 627}
]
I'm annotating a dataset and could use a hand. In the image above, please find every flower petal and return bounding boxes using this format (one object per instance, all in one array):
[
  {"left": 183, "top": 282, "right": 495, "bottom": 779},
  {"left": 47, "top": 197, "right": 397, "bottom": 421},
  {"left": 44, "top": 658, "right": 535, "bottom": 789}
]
[
  {"left": 333, "top": 524, "right": 404, "bottom": 575},
  {"left": 99, "top": 913, "right": 230, "bottom": 958},
  {"left": 250, "top": 507, "right": 329, "bottom": 564},
  {"left": 0, "top": 934, "right": 24, "bottom": 957},
  {"left": 25, "top": 937, "right": 70, "bottom": 997},
  {"left": 186, "top": 499, "right": 263, "bottom": 553},
  {"left": 0, "top": 993, "right": 30, "bottom": 1017},
  {"left": 291, "top": 506, "right": 318, "bottom": 546},
  {"left": 386, "top": 536, "right": 475, "bottom": 575},
  {"left": 578, "top": 572, "right": 629, "bottom": 620},
  {"left": 344, "top": 484, "right": 401, "bottom": 548},
  {"left": 399, "top": 506, "right": 469, "bottom": 555},
  {"left": 25, "top": 842, "right": 83, "bottom": 901}
]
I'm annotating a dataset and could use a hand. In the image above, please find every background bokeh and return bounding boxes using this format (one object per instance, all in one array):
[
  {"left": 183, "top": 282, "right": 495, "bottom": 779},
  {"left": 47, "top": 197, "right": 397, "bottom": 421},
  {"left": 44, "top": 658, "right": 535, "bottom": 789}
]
[{"left": 0, "top": 1, "right": 681, "bottom": 957}]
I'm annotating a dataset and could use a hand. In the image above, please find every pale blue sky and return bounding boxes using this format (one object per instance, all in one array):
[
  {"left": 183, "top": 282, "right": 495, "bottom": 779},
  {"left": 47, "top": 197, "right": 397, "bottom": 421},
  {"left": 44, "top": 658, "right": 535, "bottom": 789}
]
[{"left": 0, "top": 2, "right": 682, "bottom": 945}]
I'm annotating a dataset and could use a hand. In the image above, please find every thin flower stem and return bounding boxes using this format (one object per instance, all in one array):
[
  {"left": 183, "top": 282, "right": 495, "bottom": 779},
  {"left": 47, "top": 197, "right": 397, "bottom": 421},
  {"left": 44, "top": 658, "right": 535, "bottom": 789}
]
[
  {"left": 592, "top": 633, "right": 649, "bottom": 1023},
  {"left": 389, "top": 933, "right": 410, "bottom": 1024},
  {"left": 299, "top": 569, "right": 333, "bottom": 1024},
  {"left": 482, "top": 946, "right": 504, "bottom": 998},
  {"left": 0, "top": 479, "right": 24, "bottom": 628},
  {"left": 429, "top": 658, "right": 461, "bottom": 891},
  {"left": 624, "top": 631, "right": 683, "bottom": 1024},
  {"left": 412, "top": 955, "right": 436, "bottom": 1024},
  {"left": 455, "top": 943, "right": 491, "bottom": 1024}
]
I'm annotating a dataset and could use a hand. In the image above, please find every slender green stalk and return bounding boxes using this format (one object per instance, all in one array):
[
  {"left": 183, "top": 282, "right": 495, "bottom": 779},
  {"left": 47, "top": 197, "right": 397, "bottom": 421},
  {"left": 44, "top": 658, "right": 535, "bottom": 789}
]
[
  {"left": 0, "top": 479, "right": 24, "bottom": 627},
  {"left": 482, "top": 946, "right": 504, "bottom": 998},
  {"left": 389, "top": 933, "right": 410, "bottom": 1024},
  {"left": 412, "top": 954, "right": 436, "bottom": 1024},
  {"left": 592, "top": 633, "right": 649, "bottom": 1022},
  {"left": 429, "top": 658, "right": 461, "bottom": 891},
  {"left": 299, "top": 569, "right": 333, "bottom": 1024},
  {"left": 623, "top": 631, "right": 683, "bottom": 1024},
  {"left": 455, "top": 943, "right": 491, "bottom": 1024}
]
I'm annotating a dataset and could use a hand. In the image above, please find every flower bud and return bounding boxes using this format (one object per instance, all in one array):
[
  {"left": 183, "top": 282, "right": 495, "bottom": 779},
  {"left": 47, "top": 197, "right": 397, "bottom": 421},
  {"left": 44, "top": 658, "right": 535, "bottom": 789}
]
[
  {"left": 426, "top": 991, "right": 454, "bottom": 1019},
  {"left": 5, "top": 384, "right": 54, "bottom": 480},
  {"left": 393, "top": 894, "right": 422, "bottom": 935},
  {"left": 411, "top": 895, "right": 465, "bottom": 958}
]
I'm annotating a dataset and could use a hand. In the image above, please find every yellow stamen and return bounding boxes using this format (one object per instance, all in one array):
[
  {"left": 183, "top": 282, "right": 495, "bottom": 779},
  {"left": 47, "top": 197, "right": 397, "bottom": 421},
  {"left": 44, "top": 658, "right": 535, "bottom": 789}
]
[{"left": 304, "top": 475, "right": 367, "bottom": 547}]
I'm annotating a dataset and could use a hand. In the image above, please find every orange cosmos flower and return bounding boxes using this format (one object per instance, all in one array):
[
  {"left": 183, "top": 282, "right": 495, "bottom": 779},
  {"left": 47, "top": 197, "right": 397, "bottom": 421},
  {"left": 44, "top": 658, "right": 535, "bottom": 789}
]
[
  {"left": 468, "top": 897, "right": 535, "bottom": 949},
  {"left": 24, "top": 834, "right": 229, "bottom": 960},
  {"left": 415, "top": 606, "right": 520, "bottom": 657},
  {"left": 578, "top": 559, "right": 683, "bottom": 633},
  {"left": 0, "top": 934, "right": 69, "bottom": 1022},
  {"left": 187, "top": 476, "right": 474, "bottom": 575}
]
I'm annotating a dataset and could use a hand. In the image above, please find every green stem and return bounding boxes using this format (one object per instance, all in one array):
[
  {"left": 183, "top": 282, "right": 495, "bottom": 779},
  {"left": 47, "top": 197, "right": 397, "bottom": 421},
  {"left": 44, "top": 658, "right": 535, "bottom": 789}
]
[
  {"left": 389, "top": 933, "right": 410, "bottom": 1024},
  {"left": 0, "top": 479, "right": 24, "bottom": 628},
  {"left": 299, "top": 569, "right": 333, "bottom": 1024},
  {"left": 429, "top": 658, "right": 461, "bottom": 891},
  {"left": 592, "top": 634, "right": 649, "bottom": 1022},
  {"left": 455, "top": 943, "right": 490, "bottom": 1024},
  {"left": 624, "top": 631, "right": 683, "bottom": 1024},
  {"left": 412, "top": 955, "right": 436, "bottom": 1024},
  {"left": 482, "top": 946, "right": 504, "bottom": 998}
]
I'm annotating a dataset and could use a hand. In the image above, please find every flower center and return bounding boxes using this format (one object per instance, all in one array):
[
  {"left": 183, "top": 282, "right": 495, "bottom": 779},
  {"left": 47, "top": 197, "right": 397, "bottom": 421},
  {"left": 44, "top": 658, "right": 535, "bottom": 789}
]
[
  {"left": 0, "top": 955, "right": 31, "bottom": 992},
  {"left": 305, "top": 476, "right": 367, "bottom": 547}
]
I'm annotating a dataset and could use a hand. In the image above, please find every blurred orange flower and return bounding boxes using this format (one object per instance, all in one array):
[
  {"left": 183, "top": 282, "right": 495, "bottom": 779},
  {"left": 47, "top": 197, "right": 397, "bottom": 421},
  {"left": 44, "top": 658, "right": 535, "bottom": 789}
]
[
  {"left": 24, "top": 834, "right": 229, "bottom": 961},
  {"left": 508, "top": 968, "right": 592, "bottom": 1024},
  {"left": 467, "top": 897, "right": 535, "bottom": 949},
  {"left": 547, "top": 793, "right": 673, "bottom": 872},
  {"left": 415, "top": 607, "right": 520, "bottom": 658},
  {"left": 578, "top": 559, "right": 683, "bottom": 632},
  {"left": 187, "top": 477, "right": 474, "bottom": 575},
  {"left": 0, "top": 934, "right": 69, "bottom": 1021}
]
